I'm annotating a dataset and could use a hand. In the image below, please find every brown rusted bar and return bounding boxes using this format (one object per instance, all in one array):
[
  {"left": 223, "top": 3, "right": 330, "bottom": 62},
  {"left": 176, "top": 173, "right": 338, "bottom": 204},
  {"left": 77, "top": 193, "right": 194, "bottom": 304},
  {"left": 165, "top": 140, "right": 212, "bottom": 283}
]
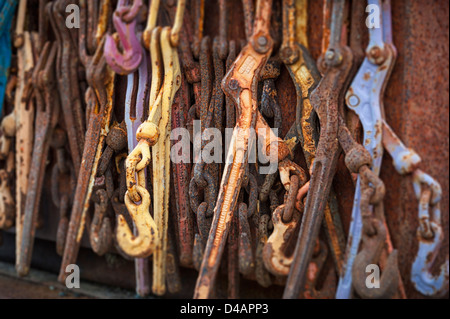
[
  {"left": 194, "top": 0, "right": 280, "bottom": 299},
  {"left": 171, "top": 73, "right": 194, "bottom": 267},
  {"left": 283, "top": 0, "right": 353, "bottom": 298},
  {"left": 17, "top": 42, "right": 59, "bottom": 276},
  {"left": 58, "top": 39, "right": 115, "bottom": 283},
  {"left": 49, "top": 0, "right": 84, "bottom": 176}
]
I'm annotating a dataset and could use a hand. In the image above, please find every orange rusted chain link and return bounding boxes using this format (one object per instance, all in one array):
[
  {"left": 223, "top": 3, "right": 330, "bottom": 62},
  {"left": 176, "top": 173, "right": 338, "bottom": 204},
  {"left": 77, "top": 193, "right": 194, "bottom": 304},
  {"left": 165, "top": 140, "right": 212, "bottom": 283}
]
[{"left": 58, "top": 0, "right": 116, "bottom": 281}]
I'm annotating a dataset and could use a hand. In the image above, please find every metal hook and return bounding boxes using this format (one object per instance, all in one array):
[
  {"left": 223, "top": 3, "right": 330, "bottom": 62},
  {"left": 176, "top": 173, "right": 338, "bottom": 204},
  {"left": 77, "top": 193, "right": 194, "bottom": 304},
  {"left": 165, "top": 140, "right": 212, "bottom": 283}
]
[
  {"left": 337, "top": 0, "right": 400, "bottom": 299},
  {"left": 263, "top": 204, "right": 301, "bottom": 276},
  {"left": 411, "top": 223, "right": 449, "bottom": 297},
  {"left": 352, "top": 219, "right": 400, "bottom": 299},
  {"left": 411, "top": 170, "right": 449, "bottom": 297},
  {"left": 118, "top": 185, "right": 158, "bottom": 258},
  {"left": 104, "top": 0, "right": 143, "bottom": 75},
  {"left": 124, "top": 3, "right": 183, "bottom": 295},
  {"left": 89, "top": 189, "right": 113, "bottom": 256},
  {"left": 263, "top": 174, "right": 300, "bottom": 279}
]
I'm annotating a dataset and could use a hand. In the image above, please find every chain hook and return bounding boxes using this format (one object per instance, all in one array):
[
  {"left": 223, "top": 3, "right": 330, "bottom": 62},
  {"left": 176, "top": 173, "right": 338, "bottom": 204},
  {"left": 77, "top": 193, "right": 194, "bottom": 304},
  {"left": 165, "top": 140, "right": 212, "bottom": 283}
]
[
  {"left": 352, "top": 219, "right": 400, "bottom": 299},
  {"left": 118, "top": 185, "right": 158, "bottom": 258},
  {"left": 104, "top": 0, "right": 143, "bottom": 75},
  {"left": 352, "top": 171, "right": 399, "bottom": 299},
  {"left": 263, "top": 204, "right": 301, "bottom": 276},
  {"left": 411, "top": 170, "right": 449, "bottom": 297}
]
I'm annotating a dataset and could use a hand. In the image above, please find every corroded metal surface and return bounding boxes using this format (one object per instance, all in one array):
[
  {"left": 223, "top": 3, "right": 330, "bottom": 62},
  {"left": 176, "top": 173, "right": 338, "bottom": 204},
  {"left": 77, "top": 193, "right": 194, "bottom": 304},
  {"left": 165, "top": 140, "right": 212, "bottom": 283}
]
[
  {"left": 382, "top": 0, "right": 449, "bottom": 299},
  {"left": 0, "top": 0, "right": 447, "bottom": 299}
]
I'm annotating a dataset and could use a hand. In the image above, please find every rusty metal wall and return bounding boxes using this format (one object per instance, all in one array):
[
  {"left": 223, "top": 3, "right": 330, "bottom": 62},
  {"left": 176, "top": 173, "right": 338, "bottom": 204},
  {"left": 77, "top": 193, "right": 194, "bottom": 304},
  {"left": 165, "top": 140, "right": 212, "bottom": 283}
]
[
  {"left": 382, "top": 0, "right": 449, "bottom": 299},
  {"left": 0, "top": 0, "right": 448, "bottom": 299}
]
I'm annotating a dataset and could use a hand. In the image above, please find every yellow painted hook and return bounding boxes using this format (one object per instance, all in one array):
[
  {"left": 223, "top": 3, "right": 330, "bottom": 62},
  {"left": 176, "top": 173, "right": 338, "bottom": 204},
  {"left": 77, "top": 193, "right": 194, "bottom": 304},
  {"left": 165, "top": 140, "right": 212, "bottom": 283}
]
[{"left": 118, "top": 185, "right": 158, "bottom": 258}]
